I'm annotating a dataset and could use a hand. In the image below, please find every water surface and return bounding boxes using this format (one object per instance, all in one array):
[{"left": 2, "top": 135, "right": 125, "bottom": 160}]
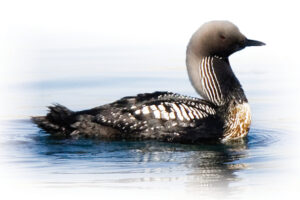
[{"left": 0, "top": 47, "right": 299, "bottom": 199}]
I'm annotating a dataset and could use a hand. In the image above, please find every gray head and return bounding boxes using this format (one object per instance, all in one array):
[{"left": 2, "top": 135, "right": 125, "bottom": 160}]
[
  {"left": 186, "top": 21, "right": 265, "bottom": 105},
  {"left": 187, "top": 20, "right": 265, "bottom": 58}
]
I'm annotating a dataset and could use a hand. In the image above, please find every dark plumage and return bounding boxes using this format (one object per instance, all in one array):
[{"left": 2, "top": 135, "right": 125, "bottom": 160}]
[
  {"left": 32, "top": 21, "right": 265, "bottom": 143},
  {"left": 33, "top": 92, "right": 224, "bottom": 143}
]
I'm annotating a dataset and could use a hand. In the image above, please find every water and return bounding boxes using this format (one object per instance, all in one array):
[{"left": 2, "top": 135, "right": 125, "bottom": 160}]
[{"left": 1, "top": 46, "right": 300, "bottom": 199}]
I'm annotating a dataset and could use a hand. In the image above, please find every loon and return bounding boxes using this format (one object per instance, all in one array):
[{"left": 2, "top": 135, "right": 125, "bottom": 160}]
[{"left": 32, "top": 21, "right": 265, "bottom": 143}]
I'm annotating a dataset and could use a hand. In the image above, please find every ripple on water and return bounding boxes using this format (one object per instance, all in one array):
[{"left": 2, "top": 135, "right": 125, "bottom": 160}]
[
  {"left": 247, "top": 128, "right": 279, "bottom": 148},
  {"left": 0, "top": 119, "right": 282, "bottom": 191}
]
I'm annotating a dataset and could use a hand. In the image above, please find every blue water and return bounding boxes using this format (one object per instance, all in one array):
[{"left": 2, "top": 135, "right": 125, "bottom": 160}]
[
  {"left": 0, "top": 119, "right": 278, "bottom": 190},
  {"left": 0, "top": 47, "right": 299, "bottom": 198}
]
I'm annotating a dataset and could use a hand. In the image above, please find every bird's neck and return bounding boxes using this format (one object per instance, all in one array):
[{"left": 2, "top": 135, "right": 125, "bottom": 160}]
[{"left": 186, "top": 50, "right": 247, "bottom": 107}]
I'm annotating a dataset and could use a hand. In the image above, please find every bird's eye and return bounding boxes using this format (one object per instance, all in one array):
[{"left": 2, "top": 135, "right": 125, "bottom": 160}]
[{"left": 220, "top": 34, "right": 226, "bottom": 40}]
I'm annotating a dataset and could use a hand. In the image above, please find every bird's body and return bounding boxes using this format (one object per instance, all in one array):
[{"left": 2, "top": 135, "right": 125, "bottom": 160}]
[
  {"left": 32, "top": 21, "right": 264, "bottom": 143},
  {"left": 33, "top": 92, "right": 224, "bottom": 143}
]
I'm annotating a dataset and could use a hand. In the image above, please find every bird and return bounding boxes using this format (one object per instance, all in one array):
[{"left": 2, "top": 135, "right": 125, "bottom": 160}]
[{"left": 32, "top": 20, "right": 265, "bottom": 144}]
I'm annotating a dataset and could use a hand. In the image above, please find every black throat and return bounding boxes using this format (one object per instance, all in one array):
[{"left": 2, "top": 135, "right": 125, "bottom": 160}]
[{"left": 211, "top": 56, "right": 247, "bottom": 104}]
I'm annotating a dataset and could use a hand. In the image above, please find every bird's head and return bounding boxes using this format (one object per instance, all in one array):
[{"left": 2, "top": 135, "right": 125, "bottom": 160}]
[{"left": 188, "top": 20, "right": 265, "bottom": 58}]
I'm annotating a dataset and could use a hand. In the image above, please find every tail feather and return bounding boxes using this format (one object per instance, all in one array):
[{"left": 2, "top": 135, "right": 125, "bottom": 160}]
[
  {"left": 47, "top": 104, "right": 73, "bottom": 125},
  {"left": 32, "top": 104, "right": 74, "bottom": 136}
]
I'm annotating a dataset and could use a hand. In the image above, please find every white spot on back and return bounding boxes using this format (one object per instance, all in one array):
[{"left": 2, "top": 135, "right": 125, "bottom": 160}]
[
  {"left": 179, "top": 104, "right": 190, "bottom": 120},
  {"left": 158, "top": 105, "right": 166, "bottom": 111},
  {"left": 150, "top": 105, "right": 157, "bottom": 111},
  {"left": 130, "top": 105, "right": 137, "bottom": 109},
  {"left": 135, "top": 110, "right": 141, "bottom": 115},
  {"left": 182, "top": 104, "right": 195, "bottom": 120},
  {"left": 172, "top": 122, "right": 178, "bottom": 126},
  {"left": 189, "top": 107, "right": 200, "bottom": 119},
  {"left": 171, "top": 103, "right": 184, "bottom": 121},
  {"left": 142, "top": 106, "right": 150, "bottom": 114},
  {"left": 161, "top": 111, "right": 170, "bottom": 120},
  {"left": 153, "top": 110, "right": 161, "bottom": 119},
  {"left": 169, "top": 112, "right": 176, "bottom": 119}
]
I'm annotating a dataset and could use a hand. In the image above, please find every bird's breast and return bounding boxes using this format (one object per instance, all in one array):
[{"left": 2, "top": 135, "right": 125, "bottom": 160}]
[{"left": 222, "top": 102, "right": 251, "bottom": 141}]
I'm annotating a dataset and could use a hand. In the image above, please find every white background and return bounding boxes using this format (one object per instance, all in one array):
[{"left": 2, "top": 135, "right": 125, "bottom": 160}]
[{"left": 1, "top": 0, "right": 300, "bottom": 199}]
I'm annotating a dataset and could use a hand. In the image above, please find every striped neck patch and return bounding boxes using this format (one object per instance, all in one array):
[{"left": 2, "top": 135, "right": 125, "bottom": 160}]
[{"left": 199, "top": 56, "right": 224, "bottom": 106}]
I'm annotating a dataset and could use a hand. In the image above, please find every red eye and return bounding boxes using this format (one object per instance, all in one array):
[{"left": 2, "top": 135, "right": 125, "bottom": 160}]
[{"left": 220, "top": 35, "right": 226, "bottom": 40}]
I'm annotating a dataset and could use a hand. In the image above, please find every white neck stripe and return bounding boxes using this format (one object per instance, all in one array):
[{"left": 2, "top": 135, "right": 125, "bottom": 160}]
[{"left": 199, "top": 56, "right": 224, "bottom": 105}]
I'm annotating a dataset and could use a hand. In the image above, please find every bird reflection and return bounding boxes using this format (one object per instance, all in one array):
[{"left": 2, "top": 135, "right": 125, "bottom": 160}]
[
  {"left": 30, "top": 131, "right": 249, "bottom": 194},
  {"left": 125, "top": 139, "right": 249, "bottom": 194}
]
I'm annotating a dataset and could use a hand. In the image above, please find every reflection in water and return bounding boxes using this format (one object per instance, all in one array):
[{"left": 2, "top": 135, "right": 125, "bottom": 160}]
[{"left": 0, "top": 119, "right": 277, "bottom": 197}]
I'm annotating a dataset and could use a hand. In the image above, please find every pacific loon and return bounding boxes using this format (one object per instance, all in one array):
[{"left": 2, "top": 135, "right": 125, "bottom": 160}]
[{"left": 32, "top": 21, "right": 265, "bottom": 143}]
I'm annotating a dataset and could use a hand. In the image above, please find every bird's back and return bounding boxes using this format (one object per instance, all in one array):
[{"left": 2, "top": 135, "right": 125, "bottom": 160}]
[{"left": 33, "top": 92, "right": 224, "bottom": 143}]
